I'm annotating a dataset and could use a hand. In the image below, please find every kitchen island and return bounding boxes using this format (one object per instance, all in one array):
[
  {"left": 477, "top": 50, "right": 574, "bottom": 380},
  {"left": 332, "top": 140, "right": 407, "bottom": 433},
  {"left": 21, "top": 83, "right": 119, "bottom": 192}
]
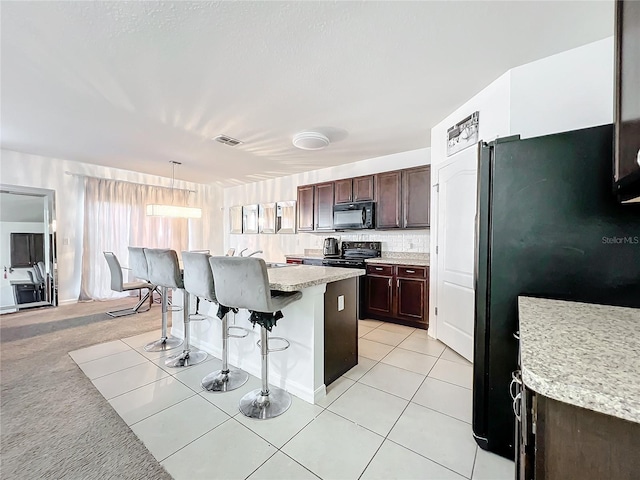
[
  {"left": 517, "top": 296, "right": 640, "bottom": 479},
  {"left": 171, "top": 265, "right": 365, "bottom": 404}
]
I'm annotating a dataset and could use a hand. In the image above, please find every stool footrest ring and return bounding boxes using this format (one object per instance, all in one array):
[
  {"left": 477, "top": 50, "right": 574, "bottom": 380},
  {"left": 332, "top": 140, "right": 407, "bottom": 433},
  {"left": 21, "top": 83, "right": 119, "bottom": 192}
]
[
  {"left": 257, "top": 336, "right": 290, "bottom": 352},
  {"left": 188, "top": 313, "right": 207, "bottom": 321},
  {"left": 228, "top": 325, "right": 249, "bottom": 338},
  {"left": 167, "top": 305, "right": 183, "bottom": 312}
]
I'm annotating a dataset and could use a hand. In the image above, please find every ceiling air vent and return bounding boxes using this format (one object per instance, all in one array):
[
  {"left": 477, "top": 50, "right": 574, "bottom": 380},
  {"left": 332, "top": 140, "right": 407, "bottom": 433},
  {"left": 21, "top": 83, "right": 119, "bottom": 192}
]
[{"left": 214, "top": 134, "right": 243, "bottom": 147}]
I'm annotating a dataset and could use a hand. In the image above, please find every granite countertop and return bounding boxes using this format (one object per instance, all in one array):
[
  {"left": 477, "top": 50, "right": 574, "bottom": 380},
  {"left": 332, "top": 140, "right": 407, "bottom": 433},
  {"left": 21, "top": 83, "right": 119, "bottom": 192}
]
[
  {"left": 268, "top": 265, "right": 365, "bottom": 292},
  {"left": 365, "top": 257, "right": 430, "bottom": 267},
  {"left": 518, "top": 296, "right": 640, "bottom": 424}
]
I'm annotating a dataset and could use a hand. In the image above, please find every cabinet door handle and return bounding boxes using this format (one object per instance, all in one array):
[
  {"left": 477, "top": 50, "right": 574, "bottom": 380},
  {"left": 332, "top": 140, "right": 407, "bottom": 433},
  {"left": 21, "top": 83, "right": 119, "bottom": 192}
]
[
  {"left": 513, "top": 392, "right": 522, "bottom": 422},
  {"left": 388, "top": 278, "right": 391, "bottom": 287},
  {"left": 375, "top": 267, "right": 383, "bottom": 271},
  {"left": 397, "top": 279, "right": 399, "bottom": 288},
  {"left": 406, "top": 269, "right": 415, "bottom": 273},
  {"left": 510, "top": 370, "right": 522, "bottom": 400}
]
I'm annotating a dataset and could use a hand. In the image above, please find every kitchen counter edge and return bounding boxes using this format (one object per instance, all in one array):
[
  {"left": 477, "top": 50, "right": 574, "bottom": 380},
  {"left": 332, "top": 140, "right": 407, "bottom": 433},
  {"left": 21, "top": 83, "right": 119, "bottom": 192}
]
[
  {"left": 518, "top": 296, "right": 640, "bottom": 424},
  {"left": 268, "top": 265, "right": 365, "bottom": 292}
]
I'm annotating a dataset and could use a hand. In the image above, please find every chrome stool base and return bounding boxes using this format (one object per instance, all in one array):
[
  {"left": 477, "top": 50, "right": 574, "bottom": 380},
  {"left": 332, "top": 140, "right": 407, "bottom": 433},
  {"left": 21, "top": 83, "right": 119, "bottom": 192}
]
[
  {"left": 144, "top": 336, "right": 183, "bottom": 352},
  {"left": 239, "top": 387, "right": 292, "bottom": 419},
  {"left": 201, "top": 369, "right": 249, "bottom": 392},
  {"left": 164, "top": 349, "right": 208, "bottom": 367}
]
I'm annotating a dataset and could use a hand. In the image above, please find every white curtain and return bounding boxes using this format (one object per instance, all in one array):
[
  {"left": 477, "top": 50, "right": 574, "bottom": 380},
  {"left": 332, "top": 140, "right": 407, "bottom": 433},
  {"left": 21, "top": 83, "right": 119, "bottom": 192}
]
[{"left": 80, "top": 177, "right": 190, "bottom": 300}]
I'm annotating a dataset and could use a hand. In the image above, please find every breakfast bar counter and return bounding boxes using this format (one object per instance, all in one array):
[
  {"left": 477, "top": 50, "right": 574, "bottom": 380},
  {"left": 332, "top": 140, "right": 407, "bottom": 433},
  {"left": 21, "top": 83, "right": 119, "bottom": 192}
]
[{"left": 171, "top": 265, "right": 365, "bottom": 404}]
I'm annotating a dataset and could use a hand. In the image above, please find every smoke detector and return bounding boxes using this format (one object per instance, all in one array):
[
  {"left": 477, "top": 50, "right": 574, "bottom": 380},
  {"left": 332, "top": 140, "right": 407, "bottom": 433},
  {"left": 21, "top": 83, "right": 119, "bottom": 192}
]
[
  {"left": 292, "top": 131, "right": 330, "bottom": 150},
  {"left": 214, "top": 134, "right": 243, "bottom": 147}
]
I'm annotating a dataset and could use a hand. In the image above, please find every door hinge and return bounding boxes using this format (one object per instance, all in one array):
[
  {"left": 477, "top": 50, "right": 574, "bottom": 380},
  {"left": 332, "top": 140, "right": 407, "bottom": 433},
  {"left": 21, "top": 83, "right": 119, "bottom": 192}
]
[
  {"left": 436, "top": 246, "right": 439, "bottom": 254},
  {"left": 434, "top": 183, "right": 439, "bottom": 193},
  {"left": 435, "top": 307, "right": 438, "bottom": 315}
]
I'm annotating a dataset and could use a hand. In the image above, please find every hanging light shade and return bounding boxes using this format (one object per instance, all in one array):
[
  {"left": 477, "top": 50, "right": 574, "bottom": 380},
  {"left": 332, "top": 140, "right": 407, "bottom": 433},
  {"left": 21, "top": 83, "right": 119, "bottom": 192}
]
[
  {"left": 146, "top": 204, "right": 202, "bottom": 218},
  {"left": 146, "top": 161, "right": 202, "bottom": 219}
]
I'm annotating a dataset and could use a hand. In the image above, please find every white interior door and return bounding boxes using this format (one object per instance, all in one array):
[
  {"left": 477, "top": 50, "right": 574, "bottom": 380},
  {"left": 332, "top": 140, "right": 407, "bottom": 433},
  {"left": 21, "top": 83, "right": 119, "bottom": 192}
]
[{"left": 435, "top": 151, "right": 477, "bottom": 361}]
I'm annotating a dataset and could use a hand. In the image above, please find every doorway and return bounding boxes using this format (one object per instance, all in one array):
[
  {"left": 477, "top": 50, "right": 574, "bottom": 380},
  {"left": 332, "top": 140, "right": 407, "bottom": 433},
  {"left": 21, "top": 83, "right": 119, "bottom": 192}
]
[{"left": 0, "top": 185, "right": 57, "bottom": 314}]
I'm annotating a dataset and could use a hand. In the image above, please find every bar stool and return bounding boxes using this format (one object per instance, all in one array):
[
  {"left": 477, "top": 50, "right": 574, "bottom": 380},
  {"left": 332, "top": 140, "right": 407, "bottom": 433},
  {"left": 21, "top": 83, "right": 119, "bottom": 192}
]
[
  {"left": 143, "top": 249, "right": 183, "bottom": 352},
  {"left": 127, "top": 247, "right": 155, "bottom": 309},
  {"left": 180, "top": 251, "right": 249, "bottom": 392},
  {"left": 209, "top": 256, "right": 302, "bottom": 419},
  {"left": 103, "top": 252, "right": 153, "bottom": 317}
]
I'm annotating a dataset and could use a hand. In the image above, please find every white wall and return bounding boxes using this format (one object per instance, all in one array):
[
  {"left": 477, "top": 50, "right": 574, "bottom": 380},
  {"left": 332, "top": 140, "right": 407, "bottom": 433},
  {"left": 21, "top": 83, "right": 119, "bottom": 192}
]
[
  {"left": 223, "top": 148, "right": 431, "bottom": 261},
  {"left": 510, "top": 37, "right": 614, "bottom": 139},
  {"left": 0, "top": 221, "right": 45, "bottom": 307},
  {"left": 428, "top": 37, "right": 615, "bottom": 342},
  {"left": 0, "top": 149, "right": 224, "bottom": 304}
]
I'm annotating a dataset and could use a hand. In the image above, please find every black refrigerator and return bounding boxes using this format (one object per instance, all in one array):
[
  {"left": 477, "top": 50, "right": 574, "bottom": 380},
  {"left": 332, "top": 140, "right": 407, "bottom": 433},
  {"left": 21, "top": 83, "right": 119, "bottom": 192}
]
[{"left": 472, "top": 124, "right": 640, "bottom": 459}]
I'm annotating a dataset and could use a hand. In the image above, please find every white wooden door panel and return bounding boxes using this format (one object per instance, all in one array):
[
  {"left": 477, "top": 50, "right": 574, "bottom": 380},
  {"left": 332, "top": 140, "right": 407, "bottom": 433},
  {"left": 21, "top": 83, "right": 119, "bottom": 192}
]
[{"left": 435, "top": 152, "right": 477, "bottom": 361}]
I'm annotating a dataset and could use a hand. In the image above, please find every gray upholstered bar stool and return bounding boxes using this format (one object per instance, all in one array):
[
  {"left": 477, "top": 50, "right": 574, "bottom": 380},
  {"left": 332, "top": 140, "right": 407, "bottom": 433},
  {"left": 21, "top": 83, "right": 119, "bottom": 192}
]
[
  {"left": 180, "top": 251, "right": 249, "bottom": 392},
  {"left": 209, "top": 256, "right": 302, "bottom": 419},
  {"left": 127, "top": 247, "right": 155, "bottom": 309},
  {"left": 103, "top": 252, "right": 153, "bottom": 317},
  {"left": 143, "top": 248, "right": 183, "bottom": 353}
]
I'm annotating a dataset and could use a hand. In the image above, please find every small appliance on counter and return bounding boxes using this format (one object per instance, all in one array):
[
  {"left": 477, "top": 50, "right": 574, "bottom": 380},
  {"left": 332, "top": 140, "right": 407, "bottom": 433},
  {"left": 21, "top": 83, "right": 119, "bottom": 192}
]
[
  {"left": 323, "top": 237, "right": 340, "bottom": 258},
  {"left": 333, "top": 201, "right": 375, "bottom": 230}
]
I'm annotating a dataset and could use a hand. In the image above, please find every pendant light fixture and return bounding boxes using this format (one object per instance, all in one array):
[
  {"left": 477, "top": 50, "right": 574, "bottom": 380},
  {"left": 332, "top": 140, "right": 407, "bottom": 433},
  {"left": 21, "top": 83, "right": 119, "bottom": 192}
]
[{"left": 146, "top": 161, "right": 202, "bottom": 219}]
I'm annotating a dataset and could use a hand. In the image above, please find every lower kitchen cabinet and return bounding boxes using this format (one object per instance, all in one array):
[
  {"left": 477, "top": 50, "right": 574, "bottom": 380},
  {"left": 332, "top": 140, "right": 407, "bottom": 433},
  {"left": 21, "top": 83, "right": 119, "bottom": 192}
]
[
  {"left": 516, "top": 386, "right": 640, "bottom": 480},
  {"left": 364, "top": 263, "right": 429, "bottom": 329},
  {"left": 365, "top": 274, "right": 393, "bottom": 316}
]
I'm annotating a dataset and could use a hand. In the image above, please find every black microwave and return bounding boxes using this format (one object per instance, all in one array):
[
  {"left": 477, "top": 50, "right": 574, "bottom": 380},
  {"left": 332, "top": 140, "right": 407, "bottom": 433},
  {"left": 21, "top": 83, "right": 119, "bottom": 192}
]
[{"left": 333, "top": 201, "right": 375, "bottom": 230}]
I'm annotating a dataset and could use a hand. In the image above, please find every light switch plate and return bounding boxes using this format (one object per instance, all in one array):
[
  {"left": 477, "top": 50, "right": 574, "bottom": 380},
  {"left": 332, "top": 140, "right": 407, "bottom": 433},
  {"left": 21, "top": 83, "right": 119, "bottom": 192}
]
[{"left": 338, "top": 295, "right": 344, "bottom": 311}]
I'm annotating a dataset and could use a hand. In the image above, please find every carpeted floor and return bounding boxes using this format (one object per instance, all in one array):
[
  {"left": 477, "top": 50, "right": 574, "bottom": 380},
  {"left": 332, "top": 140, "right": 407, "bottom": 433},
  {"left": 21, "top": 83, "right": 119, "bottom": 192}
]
[{"left": 0, "top": 299, "right": 173, "bottom": 479}]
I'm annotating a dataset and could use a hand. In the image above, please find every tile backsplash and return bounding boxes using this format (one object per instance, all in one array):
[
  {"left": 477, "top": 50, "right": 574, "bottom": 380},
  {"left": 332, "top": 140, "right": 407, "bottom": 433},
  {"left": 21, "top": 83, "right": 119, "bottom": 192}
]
[{"left": 228, "top": 230, "right": 429, "bottom": 262}]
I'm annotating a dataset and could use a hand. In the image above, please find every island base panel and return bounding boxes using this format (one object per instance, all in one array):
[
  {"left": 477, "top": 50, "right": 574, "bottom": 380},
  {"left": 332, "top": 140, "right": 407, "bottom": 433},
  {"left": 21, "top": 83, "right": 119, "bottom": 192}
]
[{"left": 324, "top": 278, "right": 358, "bottom": 385}]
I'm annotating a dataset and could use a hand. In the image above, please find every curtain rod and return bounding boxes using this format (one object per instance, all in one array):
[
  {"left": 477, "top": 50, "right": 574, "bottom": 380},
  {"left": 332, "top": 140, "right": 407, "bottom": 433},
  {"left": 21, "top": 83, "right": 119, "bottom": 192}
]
[{"left": 64, "top": 171, "right": 196, "bottom": 193}]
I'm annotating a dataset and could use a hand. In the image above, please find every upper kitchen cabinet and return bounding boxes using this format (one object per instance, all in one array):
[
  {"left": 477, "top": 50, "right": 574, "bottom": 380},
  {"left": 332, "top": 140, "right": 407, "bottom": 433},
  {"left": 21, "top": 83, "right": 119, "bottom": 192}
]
[
  {"left": 314, "top": 182, "right": 335, "bottom": 231},
  {"left": 297, "top": 185, "right": 315, "bottom": 232},
  {"left": 10, "top": 232, "right": 44, "bottom": 268},
  {"left": 402, "top": 166, "right": 431, "bottom": 228},
  {"left": 614, "top": 0, "right": 640, "bottom": 202},
  {"left": 353, "top": 175, "right": 375, "bottom": 201},
  {"left": 334, "top": 178, "right": 353, "bottom": 204},
  {"left": 375, "top": 170, "right": 402, "bottom": 229}
]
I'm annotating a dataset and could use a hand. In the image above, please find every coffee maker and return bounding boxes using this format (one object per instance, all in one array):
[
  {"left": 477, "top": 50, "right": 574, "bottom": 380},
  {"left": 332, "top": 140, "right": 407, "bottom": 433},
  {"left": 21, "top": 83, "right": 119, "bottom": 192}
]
[{"left": 323, "top": 237, "right": 340, "bottom": 258}]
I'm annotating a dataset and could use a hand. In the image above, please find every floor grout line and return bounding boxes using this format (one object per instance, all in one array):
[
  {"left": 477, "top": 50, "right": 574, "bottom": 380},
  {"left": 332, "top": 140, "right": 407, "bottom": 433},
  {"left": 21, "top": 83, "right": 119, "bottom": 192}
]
[{"left": 76, "top": 324, "right": 497, "bottom": 480}]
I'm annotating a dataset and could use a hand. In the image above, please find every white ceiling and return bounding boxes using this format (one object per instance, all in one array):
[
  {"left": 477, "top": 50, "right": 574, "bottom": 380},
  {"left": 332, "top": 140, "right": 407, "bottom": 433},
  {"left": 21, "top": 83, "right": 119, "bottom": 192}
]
[
  {"left": 0, "top": 193, "right": 45, "bottom": 223},
  {"left": 1, "top": 1, "right": 613, "bottom": 186}
]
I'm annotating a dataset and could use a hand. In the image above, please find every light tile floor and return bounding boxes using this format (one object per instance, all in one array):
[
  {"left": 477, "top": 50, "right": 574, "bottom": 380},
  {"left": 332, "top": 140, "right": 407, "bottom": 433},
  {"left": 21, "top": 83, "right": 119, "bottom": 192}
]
[{"left": 69, "top": 321, "right": 514, "bottom": 480}]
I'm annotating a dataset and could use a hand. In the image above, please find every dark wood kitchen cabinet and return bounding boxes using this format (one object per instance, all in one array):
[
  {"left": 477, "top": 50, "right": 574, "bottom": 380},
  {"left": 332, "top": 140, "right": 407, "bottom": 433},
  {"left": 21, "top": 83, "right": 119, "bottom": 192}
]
[
  {"left": 364, "top": 263, "right": 429, "bottom": 329},
  {"left": 11, "top": 233, "right": 44, "bottom": 268},
  {"left": 353, "top": 175, "right": 375, "bottom": 201},
  {"left": 314, "top": 182, "right": 335, "bottom": 231},
  {"left": 402, "top": 166, "right": 431, "bottom": 228},
  {"left": 375, "top": 167, "right": 430, "bottom": 229},
  {"left": 614, "top": 0, "right": 640, "bottom": 202},
  {"left": 334, "top": 178, "right": 353, "bottom": 204},
  {"left": 365, "top": 269, "right": 394, "bottom": 316},
  {"left": 517, "top": 389, "right": 640, "bottom": 480},
  {"left": 396, "top": 266, "right": 428, "bottom": 322},
  {"left": 297, "top": 185, "right": 315, "bottom": 232},
  {"left": 375, "top": 171, "right": 402, "bottom": 229}
]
